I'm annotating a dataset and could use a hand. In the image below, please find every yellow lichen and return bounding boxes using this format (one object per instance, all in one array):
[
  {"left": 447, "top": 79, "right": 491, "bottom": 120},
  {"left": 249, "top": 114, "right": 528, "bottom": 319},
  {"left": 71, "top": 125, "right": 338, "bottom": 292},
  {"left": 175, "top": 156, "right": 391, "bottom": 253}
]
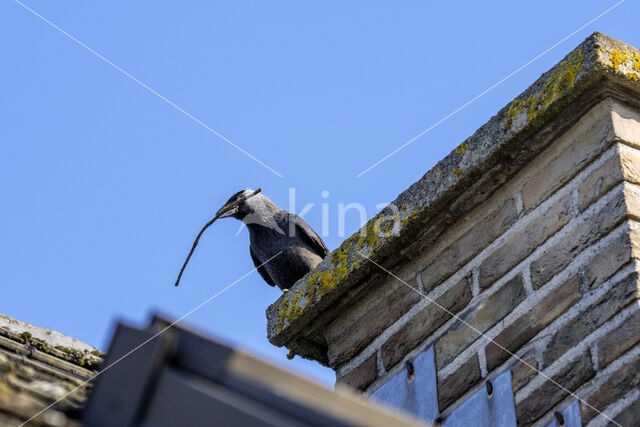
[
  {"left": 275, "top": 210, "right": 396, "bottom": 331},
  {"left": 609, "top": 50, "right": 629, "bottom": 72},
  {"left": 506, "top": 48, "right": 584, "bottom": 131},
  {"left": 384, "top": 217, "right": 397, "bottom": 236},
  {"left": 455, "top": 142, "right": 469, "bottom": 154},
  {"left": 633, "top": 53, "right": 640, "bottom": 73},
  {"left": 0, "top": 315, "right": 18, "bottom": 324},
  {"left": 601, "top": 49, "right": 640, "bottom": 81},
  {"left": 452, "top": 168, "right": 463, "bottom": 180},
  {"left": 401, "top": 210, "right": 417, "bottom": 226}
]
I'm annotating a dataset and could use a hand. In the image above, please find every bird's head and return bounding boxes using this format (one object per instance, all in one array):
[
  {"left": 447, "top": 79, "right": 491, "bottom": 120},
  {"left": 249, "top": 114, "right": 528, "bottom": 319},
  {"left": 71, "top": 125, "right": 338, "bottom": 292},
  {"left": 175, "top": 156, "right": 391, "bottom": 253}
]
[{"left": 215, "top": 189, "right": 265, "bottom": 221}]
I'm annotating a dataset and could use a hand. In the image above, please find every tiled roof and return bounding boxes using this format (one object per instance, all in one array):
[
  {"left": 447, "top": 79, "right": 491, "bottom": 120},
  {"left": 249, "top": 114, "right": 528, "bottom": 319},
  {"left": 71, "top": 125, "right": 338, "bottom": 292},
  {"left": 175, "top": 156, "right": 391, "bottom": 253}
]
[{"left": 0, "top": 314, "right": 103, "bottom": 426}]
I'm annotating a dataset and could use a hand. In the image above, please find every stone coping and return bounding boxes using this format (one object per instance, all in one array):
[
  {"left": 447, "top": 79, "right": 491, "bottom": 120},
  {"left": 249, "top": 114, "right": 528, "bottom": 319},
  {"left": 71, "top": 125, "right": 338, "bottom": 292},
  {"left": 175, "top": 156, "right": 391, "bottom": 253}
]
[{"left": 266, "top": 32, "right": 640, "bottom": 364}]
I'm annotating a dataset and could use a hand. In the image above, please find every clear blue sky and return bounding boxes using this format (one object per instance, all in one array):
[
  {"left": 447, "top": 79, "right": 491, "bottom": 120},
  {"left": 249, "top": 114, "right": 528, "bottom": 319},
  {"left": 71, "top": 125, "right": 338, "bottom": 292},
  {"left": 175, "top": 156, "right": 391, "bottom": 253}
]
[{"left": 1, "top": 1, "right": 638, "bottom": 386}]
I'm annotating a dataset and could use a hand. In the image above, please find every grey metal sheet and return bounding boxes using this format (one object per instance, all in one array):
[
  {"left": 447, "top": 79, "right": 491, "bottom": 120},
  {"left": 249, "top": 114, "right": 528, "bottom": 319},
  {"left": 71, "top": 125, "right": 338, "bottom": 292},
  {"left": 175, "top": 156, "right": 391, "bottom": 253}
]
[
  {"left": 370, "top": 346, "right": 439, "bottom": 422},
  {"left": 546, "top": 399, "right": 582, "bottom": 427},
  {"left": 82, "top": 324, "right": 174, "bottom": 427},
  {"left": 443, "top": 370, "right": 517, "bottom": 427},
  {"left": 142, "top": 368, "right": 298, "bottom": 427}
]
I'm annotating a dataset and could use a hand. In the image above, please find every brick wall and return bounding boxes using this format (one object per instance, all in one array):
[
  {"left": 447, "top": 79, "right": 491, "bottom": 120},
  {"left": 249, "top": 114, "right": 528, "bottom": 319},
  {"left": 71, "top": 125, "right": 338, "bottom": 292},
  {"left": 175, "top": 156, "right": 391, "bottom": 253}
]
[
  {"left": 331, "top": 99, "right": 640, "bottom": 425},
  {"left": 266, "top": 32, "right": 640, "bottom": 426}
]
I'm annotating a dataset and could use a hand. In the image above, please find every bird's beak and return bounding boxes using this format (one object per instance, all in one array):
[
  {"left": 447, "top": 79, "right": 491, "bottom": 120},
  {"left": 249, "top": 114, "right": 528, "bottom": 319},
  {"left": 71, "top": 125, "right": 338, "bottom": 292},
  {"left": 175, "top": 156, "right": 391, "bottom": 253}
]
[
  {"left": 173, "top": 187, "right": 263, "bottom": 287},
  {"left": 215, "top": 187, "right": 263, "bottom": 219},
  {"left": 215, "top": 204, "right": 238, "bottom": 219}
]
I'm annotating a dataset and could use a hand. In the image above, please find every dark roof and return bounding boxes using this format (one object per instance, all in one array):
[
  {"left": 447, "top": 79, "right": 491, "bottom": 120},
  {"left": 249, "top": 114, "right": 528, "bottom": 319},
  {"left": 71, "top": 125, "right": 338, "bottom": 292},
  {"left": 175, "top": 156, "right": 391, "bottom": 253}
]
[
  {"left": 83, "top": 314, "right": 424, "bottom": 427},
  {"left": 0, "top": 314, "right": 103, "bottom": 426}
]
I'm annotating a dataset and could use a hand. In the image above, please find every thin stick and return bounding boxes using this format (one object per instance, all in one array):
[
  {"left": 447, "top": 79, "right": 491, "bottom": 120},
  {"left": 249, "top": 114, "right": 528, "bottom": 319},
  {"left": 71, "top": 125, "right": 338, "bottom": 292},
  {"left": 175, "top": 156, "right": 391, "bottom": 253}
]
[{"left": 174, "top": 188, "right": 262, "bottom": 287}]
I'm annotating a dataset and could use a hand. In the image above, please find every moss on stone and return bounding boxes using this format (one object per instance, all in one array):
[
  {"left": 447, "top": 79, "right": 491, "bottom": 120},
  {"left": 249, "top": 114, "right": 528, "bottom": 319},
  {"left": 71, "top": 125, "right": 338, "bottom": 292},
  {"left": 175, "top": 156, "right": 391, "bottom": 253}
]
[
  {"left": 0, "top": 315, "right": 18, "bottom": 325},
  {"left": 455, "top": 142, "right": 469, "bottom": 154},
  {"left": 268, "top": 32, "right": 640, "bottom": 360},
  {"left": 506, "top": 48, "right": 584, "bottom": 131},
  {"left": 452, "top": 167, "right": 463, "bottom": 180},
  {"left": 273, "top": 200, "right": 427, "bottom": 333}
]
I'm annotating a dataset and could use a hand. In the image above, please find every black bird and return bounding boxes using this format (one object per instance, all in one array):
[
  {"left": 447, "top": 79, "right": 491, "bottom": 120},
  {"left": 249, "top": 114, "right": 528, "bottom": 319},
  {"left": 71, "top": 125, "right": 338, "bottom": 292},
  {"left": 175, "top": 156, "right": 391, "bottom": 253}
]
[{"left": 175, "top": 189, "right": 329, "bottom": 291}]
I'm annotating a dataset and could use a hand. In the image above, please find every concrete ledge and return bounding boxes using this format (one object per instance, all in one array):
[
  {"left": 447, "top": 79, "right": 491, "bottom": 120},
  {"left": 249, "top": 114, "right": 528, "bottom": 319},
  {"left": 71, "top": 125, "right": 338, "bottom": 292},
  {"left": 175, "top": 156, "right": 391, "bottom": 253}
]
[{"left": 266, "top": 32, "right": 640, "bottom": 365}]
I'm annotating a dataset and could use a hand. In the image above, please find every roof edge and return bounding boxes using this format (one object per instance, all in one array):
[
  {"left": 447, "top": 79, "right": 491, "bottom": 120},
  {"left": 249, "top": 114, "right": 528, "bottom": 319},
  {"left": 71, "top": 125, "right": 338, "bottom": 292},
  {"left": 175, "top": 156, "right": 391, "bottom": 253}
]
[
  {"left": 0, "top": 313, "right": 104, "bottom": 369},
  {"left": 266, "top": 32, "right": 640, "bottom": 359}
]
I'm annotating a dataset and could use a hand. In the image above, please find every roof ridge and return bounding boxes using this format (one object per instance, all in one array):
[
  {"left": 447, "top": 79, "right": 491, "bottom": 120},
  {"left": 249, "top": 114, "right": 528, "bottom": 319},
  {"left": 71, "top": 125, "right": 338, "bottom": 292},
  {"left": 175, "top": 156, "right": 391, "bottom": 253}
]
[{"left": 0, "top": 313, "right": 103, "bottom": 370}]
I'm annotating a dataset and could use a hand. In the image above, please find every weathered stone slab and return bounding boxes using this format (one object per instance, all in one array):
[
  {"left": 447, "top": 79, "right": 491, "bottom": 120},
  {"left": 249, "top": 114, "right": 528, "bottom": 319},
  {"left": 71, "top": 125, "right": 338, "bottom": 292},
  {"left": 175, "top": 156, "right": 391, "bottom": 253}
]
[
  {"left": 434, "top": 274, "right": 526, "bottom": 370},
  {"left": 485, "top": 275, "right": 581, "bottom": 372},
  {"left": 381, "top": 278, "right": 472, "bottom": 371}
]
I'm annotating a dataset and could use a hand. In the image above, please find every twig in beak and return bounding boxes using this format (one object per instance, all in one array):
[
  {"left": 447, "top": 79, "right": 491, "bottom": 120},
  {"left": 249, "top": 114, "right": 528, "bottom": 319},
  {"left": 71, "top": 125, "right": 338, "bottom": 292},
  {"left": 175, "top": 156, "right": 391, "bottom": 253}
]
[{"left": 174, "top": 188, "right": 262, "bottom": 287}]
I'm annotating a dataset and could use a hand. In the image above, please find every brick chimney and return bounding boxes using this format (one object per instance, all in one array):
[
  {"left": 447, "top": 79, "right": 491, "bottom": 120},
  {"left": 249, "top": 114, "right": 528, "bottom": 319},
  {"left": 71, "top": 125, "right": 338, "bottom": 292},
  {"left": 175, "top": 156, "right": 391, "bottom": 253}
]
[{"left": 266, "top": 32, "right": 640, "bottom": 425}]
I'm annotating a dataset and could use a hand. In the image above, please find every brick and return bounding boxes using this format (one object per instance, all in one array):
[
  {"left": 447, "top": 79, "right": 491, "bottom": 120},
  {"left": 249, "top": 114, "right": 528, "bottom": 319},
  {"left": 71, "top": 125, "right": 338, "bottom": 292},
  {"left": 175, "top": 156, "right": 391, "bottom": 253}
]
[
  {"left": 620, "top": 145, "right": 640, "bottom": 184},
  {"left": 607, "top": 394, "right": 640, "bottom": 427},
  {"left": 485, "top": 275, "right": 581, "bottom": 372},
  {"left": 381, "top": 277, "right": 472, "bottom": 371},
  {"left": 516, "top": 352, "right": 595, "bottom": 425},
  {"left": 612, "top": 107, "right": 640, "bottom": 147},
  {"left": 584, "top": 233, "right": 632, "bottom": 292},
  {"left": 597, "top": 309, "right": 640, "bottom": 368},
  {"left": 326, "top": 278, "right": 421, "bottom": 367},
  {"left": 511, "top": 358, "right": 538, "bottom": 392},
  {"left": 581, "top": 352, "right": 640, "bottom": 423},
  {"left": 479, "top": 194, "right": 572, "bottom": 290},
  {"left": 578, "top": 152, "right": 624, "bottom": 212},
  {"left": 521, "top": 109, "right": 612, "bottom": 213},
  {"left": 530, "top": 189, "right": 628, "bottom": 289},
  {"left": 543, "top": 272, "right": 640, "bottom": 367},
  {"left": 437, "top": 355, "right": 481, "bottom": 411},
  {"left": 626, "top": 183, "right": 640, "bottom": 219},
  {"left": 435, "top": 274, "right": 526, "bottom": 369},
  {"left": 420, "top": 197, "right": 518, "bottom": 292},
  {"left": 336, "top": 354, "right": 378, "bottom": 392}
]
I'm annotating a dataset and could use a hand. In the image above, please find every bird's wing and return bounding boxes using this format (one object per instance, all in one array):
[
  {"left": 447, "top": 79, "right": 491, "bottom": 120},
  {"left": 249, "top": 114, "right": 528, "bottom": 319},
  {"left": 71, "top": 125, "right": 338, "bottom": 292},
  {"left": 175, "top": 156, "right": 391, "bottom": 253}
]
[
  {"left": 291, "top": 214, "right": 330, "bottom": 258},
  {"left": 250, "top": 247, "right": 277, "bottom": 287}
]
